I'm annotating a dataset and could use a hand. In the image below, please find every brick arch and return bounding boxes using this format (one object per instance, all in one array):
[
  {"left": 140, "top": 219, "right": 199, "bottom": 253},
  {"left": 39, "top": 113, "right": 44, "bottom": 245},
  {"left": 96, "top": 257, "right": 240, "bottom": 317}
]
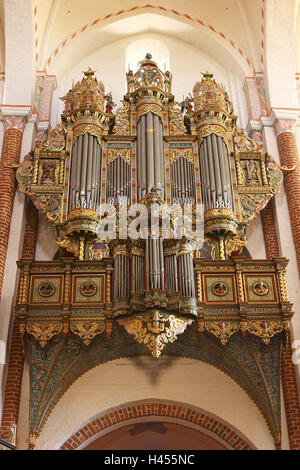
[
  {"left": 44, "top": 4, "right": 254, "bottom": 74},
  {"left": 59, "top": 399, "right": 256, "bottom": 450}
]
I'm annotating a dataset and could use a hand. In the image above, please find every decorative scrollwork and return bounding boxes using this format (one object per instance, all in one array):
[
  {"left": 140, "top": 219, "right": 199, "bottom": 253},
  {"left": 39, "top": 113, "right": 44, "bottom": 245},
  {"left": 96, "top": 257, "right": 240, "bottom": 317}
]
[
  {"left": 267, "top": 156, "right": 283, "bottom": 194},
  {"left": 169, "top": 103, "right": 187, "bottom": 135},
  {"left": 233, "top": 126, "right": 262, "bottom": 152},
  {"left": 72, "top": 124, "right": 103, "bottom": 146},
  {"left": 26, "top": 322, "right": 62, "bottom": 347},
  {"left": 32, "top": 194, "right": 62, "bottom": 225},
  {"left": 137, "top": 103, "right": 163, "bottom": 123},
  {"left": 197, "top": 125, "right": 226, "bottom": 146},
  {"left": 239, "top": 194, "right": 269, "bottom": 224},
  {"left": 193, "top": 73, "right": 227, "bottom": 112},
  {"left": 169, "top": 147, "right": 193, "bottom": 164},
  {"left": 16, "top": 153, "right": 34, "bottom": 190},
  {"left": 70, "top": 319, "right": 106, "bottom": 345},
  {"left": 114, "top": 100, "right": 130, "bottom": 135},
  {"left": 119, "top": 311, "right": 193, "bottom": 358},
  {"left": 245, "top": 321, "right": 284, "bottom": 344},
  {"left": 42, "top": 124, "right": 66, "bottom": 152},
  {"left": 205, "top": 321, "right": 240, "bottom": 345},
  {"left": 107, "top": 148, "right": 131, "bottom": 165}
]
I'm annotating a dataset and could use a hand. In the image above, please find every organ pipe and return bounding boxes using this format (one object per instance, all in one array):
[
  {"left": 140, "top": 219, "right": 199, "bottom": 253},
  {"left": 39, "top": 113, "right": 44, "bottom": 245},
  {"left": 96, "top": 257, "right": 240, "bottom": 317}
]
[{"left": 69, "top": 134, "right": 102, "bottom": 211}]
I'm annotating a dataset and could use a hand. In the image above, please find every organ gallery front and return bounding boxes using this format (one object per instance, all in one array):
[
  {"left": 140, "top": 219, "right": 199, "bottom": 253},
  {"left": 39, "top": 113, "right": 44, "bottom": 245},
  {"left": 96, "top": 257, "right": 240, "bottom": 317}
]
[{"left": 15, "top": 54, "right": 292, "bottom": 448}]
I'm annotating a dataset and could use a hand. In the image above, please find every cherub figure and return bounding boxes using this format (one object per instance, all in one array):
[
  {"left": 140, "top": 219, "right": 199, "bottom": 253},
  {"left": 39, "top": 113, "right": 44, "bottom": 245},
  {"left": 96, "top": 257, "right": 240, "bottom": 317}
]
[
  {"left": 164, "top": 71, "right": 172, "bottom": 93},
  {"left": 104, "top": 92, "right": 116, "bottom": 113},
  {"left": 126, "top": 70, "right": 135, "bottom": 93},
  {"left": 178, "top": 94, "right": 194, "bottom": 114}
]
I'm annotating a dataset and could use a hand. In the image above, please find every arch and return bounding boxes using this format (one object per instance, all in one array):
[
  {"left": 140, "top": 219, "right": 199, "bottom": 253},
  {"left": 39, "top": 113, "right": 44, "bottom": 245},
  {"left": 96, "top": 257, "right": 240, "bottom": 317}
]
[
  {"left": 43, "top": 7, "right": 254, "bottom": 77},
  {"left": 58, "top": 399, "right": 256, "bottom": 450},
  {"left": 27, "top": 332, "right": 279, "bottom": 450}
]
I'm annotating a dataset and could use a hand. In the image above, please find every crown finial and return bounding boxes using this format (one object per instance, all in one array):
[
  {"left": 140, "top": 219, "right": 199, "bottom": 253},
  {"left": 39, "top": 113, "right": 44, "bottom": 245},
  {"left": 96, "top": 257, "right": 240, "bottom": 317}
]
[
  {"left": 145, "top": 53, "right": 152, "bottom": 60},
  {"left": 201, "top": 71, "right": 214, "bottom": 80},
  {"left": 83, "top": 67, "right": 96, "bottom": 78}
]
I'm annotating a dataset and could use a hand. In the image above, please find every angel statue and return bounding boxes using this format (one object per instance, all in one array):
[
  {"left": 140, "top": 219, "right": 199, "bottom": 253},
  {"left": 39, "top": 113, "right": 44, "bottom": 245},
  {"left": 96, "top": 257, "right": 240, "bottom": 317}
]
[
  {"left": 105, "top": 92, "right": 116, "bottom": 114},
  {"left": 178, "top": 94, "right": 194, "bottom": 114}
]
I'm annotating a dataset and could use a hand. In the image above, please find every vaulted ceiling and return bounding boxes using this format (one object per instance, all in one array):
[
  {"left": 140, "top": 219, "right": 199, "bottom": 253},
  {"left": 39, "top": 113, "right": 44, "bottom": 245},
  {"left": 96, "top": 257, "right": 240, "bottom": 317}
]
[{"left": 34, "top": 0, "right": 265, "bottom": 77}]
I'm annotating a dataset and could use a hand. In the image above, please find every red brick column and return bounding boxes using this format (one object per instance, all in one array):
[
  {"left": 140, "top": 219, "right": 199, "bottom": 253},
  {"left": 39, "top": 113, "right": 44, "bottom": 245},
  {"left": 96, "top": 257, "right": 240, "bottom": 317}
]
[
  {"left": 261, "top": 201, "right": 280, "bottom": 259},
  {"left": 276, "top": 129, "right": 300, "bottom": 275},
  {"left": 0, "top": 199, "right": 38, "bottom": 448},
  {"left": 260, "top": 164, "right": 300, "bottom": 449},
  {"left": 0, "top": 116, "right": 25, "bottom": 300}
]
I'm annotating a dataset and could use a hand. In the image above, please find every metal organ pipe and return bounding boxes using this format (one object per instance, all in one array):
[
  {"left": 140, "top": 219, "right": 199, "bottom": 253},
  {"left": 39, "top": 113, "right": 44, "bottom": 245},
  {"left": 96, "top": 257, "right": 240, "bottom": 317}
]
[
  {"left": 200, "top": 134, "right": 233, "bottom": 211},
  {"left": 106, "top": 157, "right": 131, "bottom": 205},
  {"left": 69, "top": 134, "right": 102, "bottom": 211},
  {"left": 171, "top": 157, "right": 195, "bottom": 204},
  {"left": 165, "top": 254, "right": 178, "bottom": 293},
  {"left": 178, "top": 252, "right": 195, "bottom": 298}
]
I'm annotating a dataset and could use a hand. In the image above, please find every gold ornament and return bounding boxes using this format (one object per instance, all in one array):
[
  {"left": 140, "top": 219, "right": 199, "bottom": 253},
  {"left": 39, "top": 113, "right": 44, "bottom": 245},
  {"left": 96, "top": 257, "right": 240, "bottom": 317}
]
[
  {"left": 70, "top": 320, "right": 106, "bottom": 345},
  {"left": 137, "top": 103, "right": 163, "bottom": 123},
  {"left": 205, "top": 321, "right": 240, "bottom": 345},
  {"left": 197, "top": 125, "right": 227, "bottom": 146},
  {"left": 246, "top": 321, "right": 284, "bottom": 344},
  {"left": 119, "top": 311, "right": 193, "bottom": 358},
  {"left": 72, "top": 124, "right": 103, "bottom": 146},
  {"left": 107, "top": 148, "right": 131, "bottom": 165},
  {"left": 169, "top": 103, "right": 187, "bottom": 136},
  {"left": 26, "top": 321, "right": 62, "bottom": 347},
  {"left": 169, "top": 147, "right": 193, "bottom": 164},
  {"left": 114, "top": 100, "right": 130, "bottom": 136}
]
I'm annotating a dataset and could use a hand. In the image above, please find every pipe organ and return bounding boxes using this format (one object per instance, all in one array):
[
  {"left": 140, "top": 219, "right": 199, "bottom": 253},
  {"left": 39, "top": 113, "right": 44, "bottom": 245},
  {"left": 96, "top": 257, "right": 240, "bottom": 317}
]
[{"left": 16, "top": 54, "right": 291, "bottom": 362}]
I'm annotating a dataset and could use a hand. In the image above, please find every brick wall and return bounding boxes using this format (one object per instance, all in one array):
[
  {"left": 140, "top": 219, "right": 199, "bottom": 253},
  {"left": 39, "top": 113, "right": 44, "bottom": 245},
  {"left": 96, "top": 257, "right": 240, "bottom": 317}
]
[
  {"left": 0, "top": 199, "right": 38, "bottom": 447},
  {"left": 261, "top": 183, "right": 300, "bottom": 450},
  {"left": 276, "top": 131, "right": 300, "bottom": 275},
  {"left": 0, "top": 123, "right": 24, "bottom": 300},
  {"left": 261, "top": 201, "right": 280, "bottom": 259}
]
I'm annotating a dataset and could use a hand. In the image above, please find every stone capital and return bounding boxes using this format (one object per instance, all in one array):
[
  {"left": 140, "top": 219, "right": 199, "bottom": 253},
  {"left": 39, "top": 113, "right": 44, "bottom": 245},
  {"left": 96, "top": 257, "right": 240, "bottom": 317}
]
[
  {"left": 0, "top": 105, "right": 32, "bottom": 132},
  {"left": 2, "top": 115, "right": 26, "bottom": 132},
  {"left": 271, "top": 108, "right": 299, "bottom": 138}
]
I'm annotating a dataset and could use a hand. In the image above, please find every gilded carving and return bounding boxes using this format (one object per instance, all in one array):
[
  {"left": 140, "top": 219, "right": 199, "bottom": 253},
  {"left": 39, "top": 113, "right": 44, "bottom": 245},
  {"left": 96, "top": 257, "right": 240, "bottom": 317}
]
[
  {"left": 137, "top": 103, "right": 163, "bottom": 122},
  {"left": 38, "top": 160, "right": 60, "bottom": 185},
  {"left": 42, "top": 124, "right": 66, "bottom": 152},
  {"left": 70, "top": 319, "right": 106, "bottom": 345},
  {"left": 72, "top": 124, "right": 103, "bottom": 146},
  {"left": 205, "top": 321, "right": 240, "bottom": 345},
  {"left": 197, "top": 125, "right": 226, "bottom": 146},
  {"left": 61, "top": 68, "right": 105, "bottom": 115},
  {"left": 33, "top": 194, "right": 62, "bottom": 225},
  {"left": 56, "top": 236, "right": 79, "bottom": 258},
  {"left": 233, "top": 126, "right": 262, "bottom": 152},
  {"left": 246, "top": 321, "right": 284, "bottom": 344},
  {"left": 88, "top": 239, "right": 110, "bottom": 261},
  {"left": 114, "top": 100, "right": 130, "bottom": 136},
  {"left": 16, "top": 153, "right": 33, "bottom": 190},
  {"left": 169, "top": 147, "right": 193, "bottom": 164},
  {"left": 169, "top": 103, "right": 187, "bottom": 135},
  {"left": 118, "top": 311, "right": 193, "bottom": 358},
  {"left": 107, "top": 148, "right": 131, "bottom": 165},
  {"left": 225, "top": 234, "right": 247, "bottom": 258},
  {"left": 26, "top": 322, "right": 62, "bottom": 347},
  {"left": 193, "top": 73, "right": 227, "bottom": 111}
]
